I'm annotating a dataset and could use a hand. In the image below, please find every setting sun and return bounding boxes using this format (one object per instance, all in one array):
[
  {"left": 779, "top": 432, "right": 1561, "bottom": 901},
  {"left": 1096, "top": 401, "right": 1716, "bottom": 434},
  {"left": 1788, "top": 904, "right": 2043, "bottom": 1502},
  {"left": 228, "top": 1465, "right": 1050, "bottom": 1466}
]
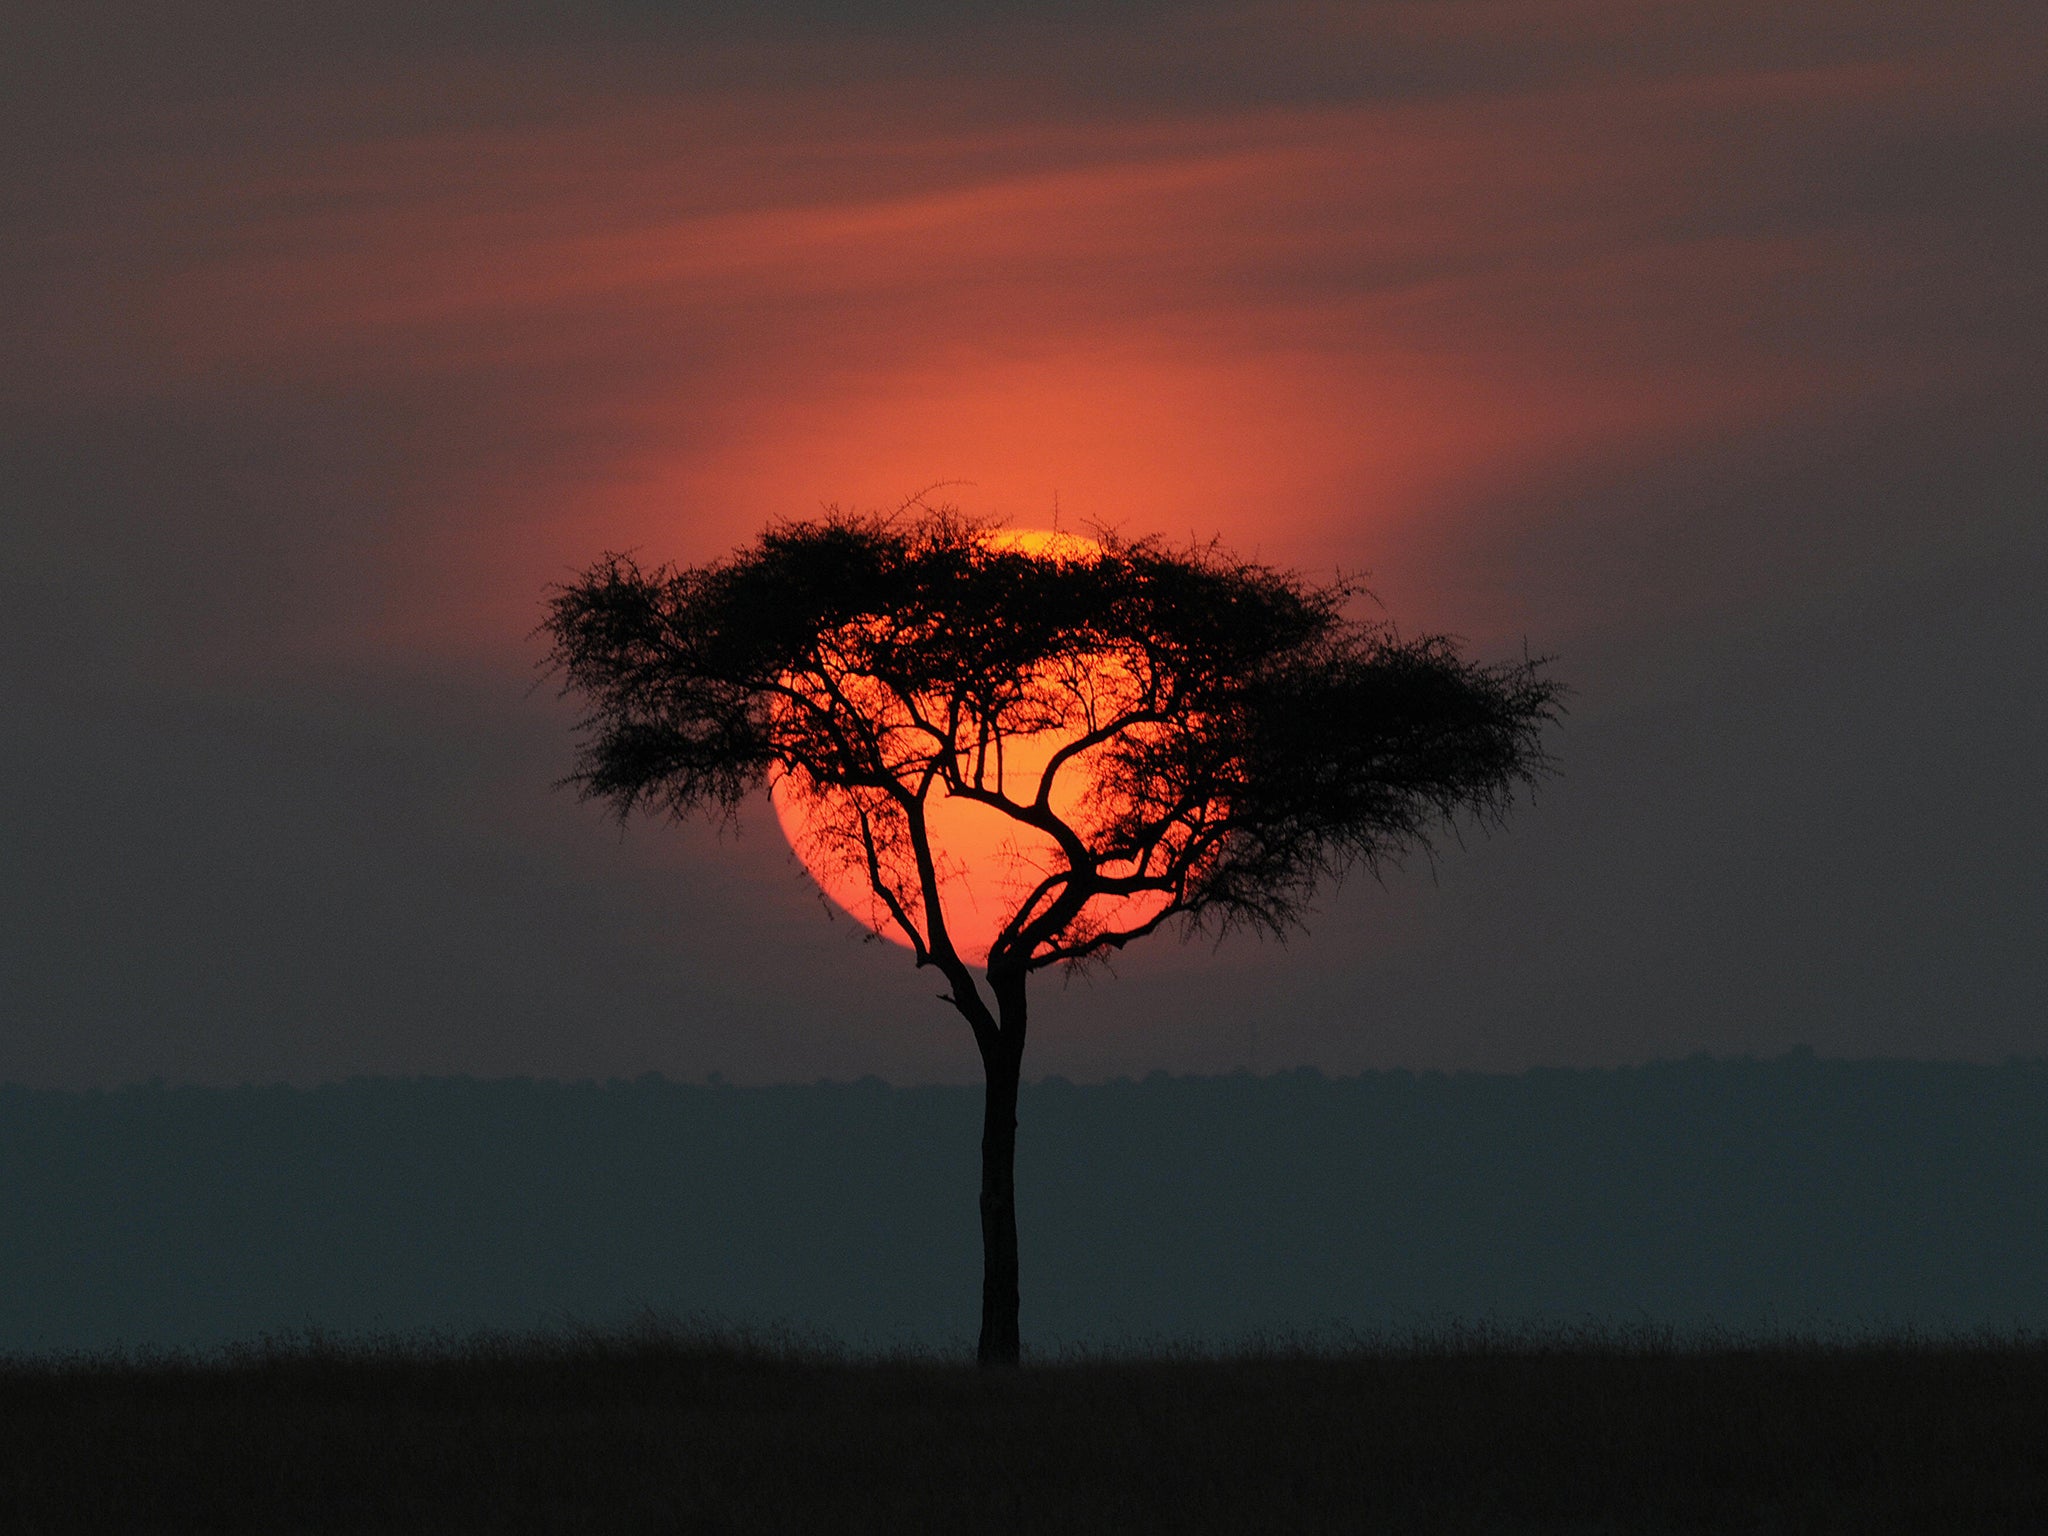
[{"left": 768, "top": 527, "right": 1170, "bottom": 964}]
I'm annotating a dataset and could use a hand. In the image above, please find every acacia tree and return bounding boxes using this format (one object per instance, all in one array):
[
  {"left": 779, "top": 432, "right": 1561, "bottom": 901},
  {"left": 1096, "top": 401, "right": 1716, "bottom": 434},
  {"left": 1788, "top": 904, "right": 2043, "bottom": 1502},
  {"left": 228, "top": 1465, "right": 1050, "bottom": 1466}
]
[{"left": 543, "top": 507, "right": 1560, "bottom": 1363}]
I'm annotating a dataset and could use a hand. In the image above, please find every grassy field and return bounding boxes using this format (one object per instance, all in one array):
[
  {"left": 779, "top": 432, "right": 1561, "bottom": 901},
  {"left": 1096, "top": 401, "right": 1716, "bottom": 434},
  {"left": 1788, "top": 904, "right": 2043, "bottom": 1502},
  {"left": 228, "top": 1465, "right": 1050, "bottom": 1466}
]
[{"left": 2, "top": 1325, "right": 2044, "bottom": 1533}]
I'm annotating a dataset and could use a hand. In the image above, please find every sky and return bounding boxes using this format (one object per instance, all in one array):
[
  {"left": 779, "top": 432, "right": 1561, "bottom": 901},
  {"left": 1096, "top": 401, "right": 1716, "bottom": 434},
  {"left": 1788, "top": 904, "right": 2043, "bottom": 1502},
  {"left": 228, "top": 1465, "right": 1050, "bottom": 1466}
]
[{"left": 5, "top": 1, "right": 2044, "bottom": 1088}]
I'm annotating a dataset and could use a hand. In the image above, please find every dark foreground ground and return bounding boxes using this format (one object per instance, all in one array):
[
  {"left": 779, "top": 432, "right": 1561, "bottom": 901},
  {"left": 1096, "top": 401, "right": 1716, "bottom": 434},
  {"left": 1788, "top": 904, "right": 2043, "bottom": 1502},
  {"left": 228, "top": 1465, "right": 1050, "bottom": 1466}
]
[{"left": 4, "top": 1327, "right": 2045, "bottom": 1534}]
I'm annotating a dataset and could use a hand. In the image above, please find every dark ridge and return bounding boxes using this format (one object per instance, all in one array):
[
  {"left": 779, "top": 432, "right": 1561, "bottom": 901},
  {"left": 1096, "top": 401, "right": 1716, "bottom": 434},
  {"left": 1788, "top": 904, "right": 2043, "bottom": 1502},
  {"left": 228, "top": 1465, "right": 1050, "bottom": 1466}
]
[{"left": 5, "top": 1053, "right": 2047, "bottom": 1354}]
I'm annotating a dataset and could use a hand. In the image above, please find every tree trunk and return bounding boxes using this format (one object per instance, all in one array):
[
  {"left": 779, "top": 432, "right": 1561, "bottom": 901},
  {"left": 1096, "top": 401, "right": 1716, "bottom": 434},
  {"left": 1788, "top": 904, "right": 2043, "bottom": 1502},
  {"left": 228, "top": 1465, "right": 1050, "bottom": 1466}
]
[{"left": 977, "top": 976, "right": 1026, "bottom": 1366}]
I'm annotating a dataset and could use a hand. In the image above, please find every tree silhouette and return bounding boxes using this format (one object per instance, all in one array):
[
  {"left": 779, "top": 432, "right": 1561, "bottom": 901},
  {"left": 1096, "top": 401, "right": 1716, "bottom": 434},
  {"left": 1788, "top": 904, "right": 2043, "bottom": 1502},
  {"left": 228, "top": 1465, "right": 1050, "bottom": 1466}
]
[{"left": 543, "top": 506, "right": 1561, "bottom": 1363}]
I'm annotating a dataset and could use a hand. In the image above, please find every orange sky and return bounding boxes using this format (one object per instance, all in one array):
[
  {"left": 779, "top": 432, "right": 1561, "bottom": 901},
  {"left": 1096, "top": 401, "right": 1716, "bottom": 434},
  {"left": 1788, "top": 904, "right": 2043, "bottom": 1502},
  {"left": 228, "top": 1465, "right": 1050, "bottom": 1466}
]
[
  {"left": 5, "top": 1, "right": 2045, "bottom": 1084},
  {"left": 23, "top": 17, "right": 2038, "bottom": 668}
]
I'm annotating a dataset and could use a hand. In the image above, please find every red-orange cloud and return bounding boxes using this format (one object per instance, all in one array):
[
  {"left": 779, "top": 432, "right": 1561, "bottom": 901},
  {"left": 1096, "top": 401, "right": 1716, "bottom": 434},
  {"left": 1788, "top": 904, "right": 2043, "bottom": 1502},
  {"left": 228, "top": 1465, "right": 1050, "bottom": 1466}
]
[{"left": 11, "top": 5, "right": 2040, "bottom": 659}]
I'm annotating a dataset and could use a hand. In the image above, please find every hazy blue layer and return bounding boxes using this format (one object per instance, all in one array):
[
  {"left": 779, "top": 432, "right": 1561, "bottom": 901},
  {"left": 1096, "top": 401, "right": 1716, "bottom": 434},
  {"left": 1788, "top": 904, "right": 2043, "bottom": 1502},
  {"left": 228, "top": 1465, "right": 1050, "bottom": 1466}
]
[{"left": 4, "top": 1054, "right": 2043, "bottom": 1355}]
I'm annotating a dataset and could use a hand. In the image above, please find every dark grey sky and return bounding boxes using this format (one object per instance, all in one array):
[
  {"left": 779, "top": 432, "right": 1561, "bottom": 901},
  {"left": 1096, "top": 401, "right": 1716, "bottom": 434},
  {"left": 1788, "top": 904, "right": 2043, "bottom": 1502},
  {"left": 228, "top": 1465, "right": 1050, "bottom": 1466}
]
[{"left": 4, "top": 2, "right": 2043, "bottom": 1086}]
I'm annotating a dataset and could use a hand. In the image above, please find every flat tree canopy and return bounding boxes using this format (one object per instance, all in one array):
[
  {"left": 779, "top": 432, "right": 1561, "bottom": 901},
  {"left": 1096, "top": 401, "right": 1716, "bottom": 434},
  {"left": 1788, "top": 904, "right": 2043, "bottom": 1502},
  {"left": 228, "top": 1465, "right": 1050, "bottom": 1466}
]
[
  {"left": 546, "top": 509, "right": 1558, "bottom": 972},
  {"left": 543, "top": 506, "right": 1561, "bottom": 1362}
]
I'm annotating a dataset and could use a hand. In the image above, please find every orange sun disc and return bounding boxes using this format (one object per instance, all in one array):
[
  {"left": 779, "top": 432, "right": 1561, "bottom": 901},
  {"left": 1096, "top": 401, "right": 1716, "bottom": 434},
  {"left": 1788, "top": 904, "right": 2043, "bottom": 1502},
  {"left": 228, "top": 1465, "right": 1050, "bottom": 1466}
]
[{"left": 770, "top": 528, "right": 1172, "bottom": 966}]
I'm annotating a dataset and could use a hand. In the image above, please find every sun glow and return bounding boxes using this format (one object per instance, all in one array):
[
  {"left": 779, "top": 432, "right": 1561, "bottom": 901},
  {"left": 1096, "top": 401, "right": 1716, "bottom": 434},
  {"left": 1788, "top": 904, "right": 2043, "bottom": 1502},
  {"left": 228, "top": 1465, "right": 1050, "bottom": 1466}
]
[{"left": 769, "top": 528, "right": 1173, "bottom": 966}]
